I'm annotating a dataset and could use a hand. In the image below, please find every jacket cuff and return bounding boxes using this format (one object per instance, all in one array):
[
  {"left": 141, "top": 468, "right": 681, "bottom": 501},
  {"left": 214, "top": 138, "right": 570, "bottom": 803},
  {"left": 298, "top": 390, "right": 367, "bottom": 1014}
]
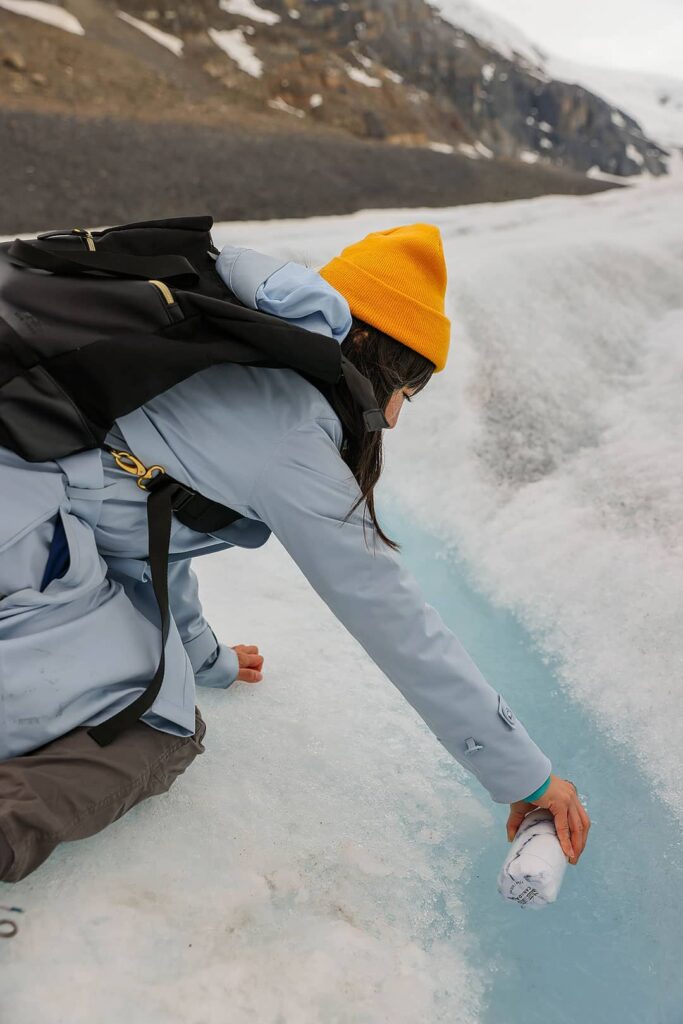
[
  {"left": 521, "top": 775, "right": 552, "bottom": 803},
  {"left": 480, "top": 746, "right": 553, "bottom": 805},
  {"left": 183, "top": 625, "right": 221, "bottom": 675},
  {"left": 196, "top": 642, "right": 240, "bottom": 689}
]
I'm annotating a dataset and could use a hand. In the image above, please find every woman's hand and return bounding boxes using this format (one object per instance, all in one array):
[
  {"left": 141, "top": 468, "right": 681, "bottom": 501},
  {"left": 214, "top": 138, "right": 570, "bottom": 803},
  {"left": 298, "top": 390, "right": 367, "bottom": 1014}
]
[
  {"left": 230, "top": 644, "right": 264, "bottom": 683},
  {"left": 507, "top": 774, "right": 591, "bottom": 865}
]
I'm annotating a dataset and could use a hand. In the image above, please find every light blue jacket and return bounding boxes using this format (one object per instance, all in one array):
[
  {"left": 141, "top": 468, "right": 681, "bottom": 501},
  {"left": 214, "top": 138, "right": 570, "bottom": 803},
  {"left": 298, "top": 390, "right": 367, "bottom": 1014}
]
[{"left": 0, "top": 247, "right": 552, "bottom": 804}]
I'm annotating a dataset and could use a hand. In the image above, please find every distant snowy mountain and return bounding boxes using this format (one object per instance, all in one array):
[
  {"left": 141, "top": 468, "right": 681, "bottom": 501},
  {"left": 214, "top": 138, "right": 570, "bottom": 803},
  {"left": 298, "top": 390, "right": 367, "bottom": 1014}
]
[
  {"left": 550, "top": 59, "right": 683, "bottom": 149},
  {"left": 429, "top": 0, "right": 683, "bottom": 149},
  {"left": 422, "top": 0, "right": 669, "bottom": 175},
  {"left": 427, "top": 0, "right": 546, "bottom": 69}
]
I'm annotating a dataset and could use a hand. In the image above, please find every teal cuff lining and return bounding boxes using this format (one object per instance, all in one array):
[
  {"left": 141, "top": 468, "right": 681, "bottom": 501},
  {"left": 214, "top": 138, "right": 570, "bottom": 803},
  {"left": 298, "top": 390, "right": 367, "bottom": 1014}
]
[{"left": 522, "top": 775, "right": 551, "bottom": 803}]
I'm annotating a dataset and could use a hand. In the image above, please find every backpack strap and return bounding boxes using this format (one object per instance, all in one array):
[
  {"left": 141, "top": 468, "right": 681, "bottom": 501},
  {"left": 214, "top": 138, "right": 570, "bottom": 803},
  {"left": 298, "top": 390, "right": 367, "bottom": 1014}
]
[
  {"left": 7, "top": 239, "right": 199, "bottom": 285},
  {"left": 87, "top": 448, "right": 242, "bottom": 746}
]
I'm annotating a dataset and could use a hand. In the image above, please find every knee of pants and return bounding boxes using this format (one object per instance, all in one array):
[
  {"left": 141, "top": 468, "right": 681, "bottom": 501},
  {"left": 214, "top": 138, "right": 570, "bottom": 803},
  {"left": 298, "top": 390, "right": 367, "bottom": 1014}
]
[{"left": 0, "top": 706, "right": 207, "bottom": 884}]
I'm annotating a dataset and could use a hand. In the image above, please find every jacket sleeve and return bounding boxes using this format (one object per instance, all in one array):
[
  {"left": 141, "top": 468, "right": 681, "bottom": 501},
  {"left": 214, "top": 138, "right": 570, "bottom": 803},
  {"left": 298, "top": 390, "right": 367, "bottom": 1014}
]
[
  {"left": 167, "top": 559, "right": 240, "bottom": 689},
  {"left": 247, "top": 419, "right": 552, "bottom": 804}
]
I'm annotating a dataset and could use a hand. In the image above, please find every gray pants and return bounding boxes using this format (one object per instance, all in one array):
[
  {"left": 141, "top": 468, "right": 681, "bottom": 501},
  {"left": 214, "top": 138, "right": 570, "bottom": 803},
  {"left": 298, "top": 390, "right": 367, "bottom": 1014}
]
[{"left": 0, "top": 706, "right": 206, "bottom": 883}]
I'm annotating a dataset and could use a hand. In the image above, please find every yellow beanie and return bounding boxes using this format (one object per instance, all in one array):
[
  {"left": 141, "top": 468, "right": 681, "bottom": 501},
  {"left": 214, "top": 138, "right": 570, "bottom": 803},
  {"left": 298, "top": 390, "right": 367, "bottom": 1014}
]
[{"left": 318, "top": 222, "right": 450, "bottom": 373}]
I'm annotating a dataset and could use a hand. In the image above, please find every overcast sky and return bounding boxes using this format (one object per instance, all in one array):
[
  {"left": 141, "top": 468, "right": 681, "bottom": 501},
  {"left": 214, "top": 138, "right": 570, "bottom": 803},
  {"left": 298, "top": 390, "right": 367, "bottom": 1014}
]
[{"left": 475, "top": 0, "right": 683, "bottom": 78}]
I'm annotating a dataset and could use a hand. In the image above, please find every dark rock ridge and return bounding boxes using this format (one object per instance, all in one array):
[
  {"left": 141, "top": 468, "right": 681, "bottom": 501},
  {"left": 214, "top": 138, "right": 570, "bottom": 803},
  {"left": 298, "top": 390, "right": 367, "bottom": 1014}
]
[
  {"left": 108, "top": 0, "right": 667, "bottom": 176},
  {"left": 0, "top": 0, "right": 668, "bottom": 178}
]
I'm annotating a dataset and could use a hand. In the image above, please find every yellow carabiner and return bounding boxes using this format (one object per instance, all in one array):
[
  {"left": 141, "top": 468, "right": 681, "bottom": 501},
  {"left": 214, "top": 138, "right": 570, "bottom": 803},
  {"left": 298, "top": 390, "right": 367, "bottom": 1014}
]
[
  {"left": 108, "top": 448, "right": 166, "bottom": 490},
  {"left": 109, "top": 448, "right": 146, "bottom": 476}
]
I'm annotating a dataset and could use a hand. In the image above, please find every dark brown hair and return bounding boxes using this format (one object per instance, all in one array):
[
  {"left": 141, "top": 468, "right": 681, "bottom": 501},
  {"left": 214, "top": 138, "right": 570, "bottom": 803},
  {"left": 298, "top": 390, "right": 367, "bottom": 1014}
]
[{"left": 333, "top": 316, "right": 435, "bottom": 551}]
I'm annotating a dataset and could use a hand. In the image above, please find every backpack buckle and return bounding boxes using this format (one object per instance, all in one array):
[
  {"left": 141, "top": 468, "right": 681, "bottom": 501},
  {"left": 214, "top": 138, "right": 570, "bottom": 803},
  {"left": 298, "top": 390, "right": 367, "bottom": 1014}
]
[
  {"left": 170, "top": 483, "right": 196, "bottom": 512},
  {"left": 136, "top": 466, "right": 166, "bottom": 490},
  {"left": 141, "top": 472, "right": 195, "bottom": 513}
]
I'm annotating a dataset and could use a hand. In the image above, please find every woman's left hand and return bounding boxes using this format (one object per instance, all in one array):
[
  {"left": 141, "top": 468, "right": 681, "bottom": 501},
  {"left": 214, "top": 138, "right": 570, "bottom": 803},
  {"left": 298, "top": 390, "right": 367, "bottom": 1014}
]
[{"left": 231, "top": 644, "right": 264, "bottom": 683}]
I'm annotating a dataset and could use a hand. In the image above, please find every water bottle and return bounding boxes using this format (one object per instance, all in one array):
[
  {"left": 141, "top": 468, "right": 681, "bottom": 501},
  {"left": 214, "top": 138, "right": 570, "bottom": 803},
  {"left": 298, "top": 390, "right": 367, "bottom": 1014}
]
[{"left": 497, "top": 807, "right": 568, "bottom": 909}]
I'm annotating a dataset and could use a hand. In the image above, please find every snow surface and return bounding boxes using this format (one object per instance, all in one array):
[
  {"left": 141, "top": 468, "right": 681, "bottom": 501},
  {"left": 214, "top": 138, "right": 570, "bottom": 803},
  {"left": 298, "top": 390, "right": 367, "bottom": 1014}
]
[
  {"left": 208, "top": 26, "right": 263, "bottom": 77},
  {"left": 2, "top": 172, "right": 681, "bottom": 1020},
  {"left": 0, "top": 0, "right": 84, "bottom": 34},
  {"left": 205, "top": 164, "right": 683, "bottom": 832},
  {"left": 1, "top": 533, "right": 489, "bottom": 1023},
  {"left": 116, "top": 11, "right": 183, "bottom": 56},
  {"left": 218, "top": 0, "right": 281, "bottom": 25}
]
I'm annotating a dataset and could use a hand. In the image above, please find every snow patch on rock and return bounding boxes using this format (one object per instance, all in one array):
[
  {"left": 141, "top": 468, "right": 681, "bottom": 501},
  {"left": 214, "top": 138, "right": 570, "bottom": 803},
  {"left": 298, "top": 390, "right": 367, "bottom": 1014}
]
[
  {"left": 209, "top": 26, "right": 263, "bottom": 77},
  {"left": 344, "top": 63, "right": 383, "bottom": 88},
  {"left": 218, "top": 0, "right": 280, "bottom": 25},
  {"left": 117, "top": 11, "right": 183, "bottom": 56},
  {"left": 0, "top": 0, "right": 84, "bottom": 35},
  {"left": 268, "top": 96, "right": 305, "bottom": 117}
]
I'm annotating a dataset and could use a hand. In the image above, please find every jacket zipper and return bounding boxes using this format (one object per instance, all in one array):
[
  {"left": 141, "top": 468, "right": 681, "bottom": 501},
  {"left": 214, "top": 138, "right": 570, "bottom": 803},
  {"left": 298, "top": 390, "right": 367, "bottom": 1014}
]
[
  {"left": 148, "top": 279, "right": 179, "bottom": 324},
  {"left": 72, "top": 228, "right": 96, "bottom": 251},
  {"left": 149, "top": 279, "right": 176, "bottom": 306}
]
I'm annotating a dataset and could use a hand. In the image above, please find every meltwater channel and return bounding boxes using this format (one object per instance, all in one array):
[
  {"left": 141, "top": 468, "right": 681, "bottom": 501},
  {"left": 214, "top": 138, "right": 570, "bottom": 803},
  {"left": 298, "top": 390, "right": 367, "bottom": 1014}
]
[{"left": 377, "top": 502, "right": 682, "bottom": 1024}]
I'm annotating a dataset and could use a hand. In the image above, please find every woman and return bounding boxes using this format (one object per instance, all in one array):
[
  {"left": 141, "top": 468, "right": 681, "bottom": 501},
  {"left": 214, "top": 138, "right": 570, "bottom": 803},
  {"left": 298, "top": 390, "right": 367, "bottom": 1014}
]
[{"left": 0, "top": 223, "right": 589, "bottom": 883}]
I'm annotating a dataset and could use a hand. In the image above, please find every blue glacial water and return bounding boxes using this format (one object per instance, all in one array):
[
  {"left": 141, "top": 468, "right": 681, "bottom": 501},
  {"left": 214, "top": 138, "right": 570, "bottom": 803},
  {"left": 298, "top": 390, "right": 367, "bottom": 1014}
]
[{"left": 378, "top": 503, "right": 682, "bottom": 1024}]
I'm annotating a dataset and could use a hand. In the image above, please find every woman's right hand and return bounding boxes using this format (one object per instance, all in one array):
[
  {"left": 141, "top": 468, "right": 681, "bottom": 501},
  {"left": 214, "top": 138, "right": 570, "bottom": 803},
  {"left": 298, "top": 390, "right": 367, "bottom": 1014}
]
[
  {"left": 507, "top": 774, "right": 591, "bottom": 865},
  {"left": 230, "top": 644, "right": 264, "bottom": 683}
]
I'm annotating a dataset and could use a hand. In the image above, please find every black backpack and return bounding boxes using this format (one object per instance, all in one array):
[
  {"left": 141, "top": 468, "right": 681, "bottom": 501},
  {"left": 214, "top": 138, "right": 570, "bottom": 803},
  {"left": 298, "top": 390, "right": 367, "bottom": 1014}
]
[{"left": 0, "top": 216, "right": 387, "bottom": 746}]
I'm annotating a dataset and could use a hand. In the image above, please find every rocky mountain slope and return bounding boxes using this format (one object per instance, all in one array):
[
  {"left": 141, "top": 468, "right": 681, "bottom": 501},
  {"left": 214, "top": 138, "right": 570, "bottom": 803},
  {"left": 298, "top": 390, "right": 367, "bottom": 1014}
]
[
  {"left": 549, "top": 57, "right": 683, "bottom": 151},
  {"left": 0, "top": 0, "right": 670, "bottom": 178}
]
